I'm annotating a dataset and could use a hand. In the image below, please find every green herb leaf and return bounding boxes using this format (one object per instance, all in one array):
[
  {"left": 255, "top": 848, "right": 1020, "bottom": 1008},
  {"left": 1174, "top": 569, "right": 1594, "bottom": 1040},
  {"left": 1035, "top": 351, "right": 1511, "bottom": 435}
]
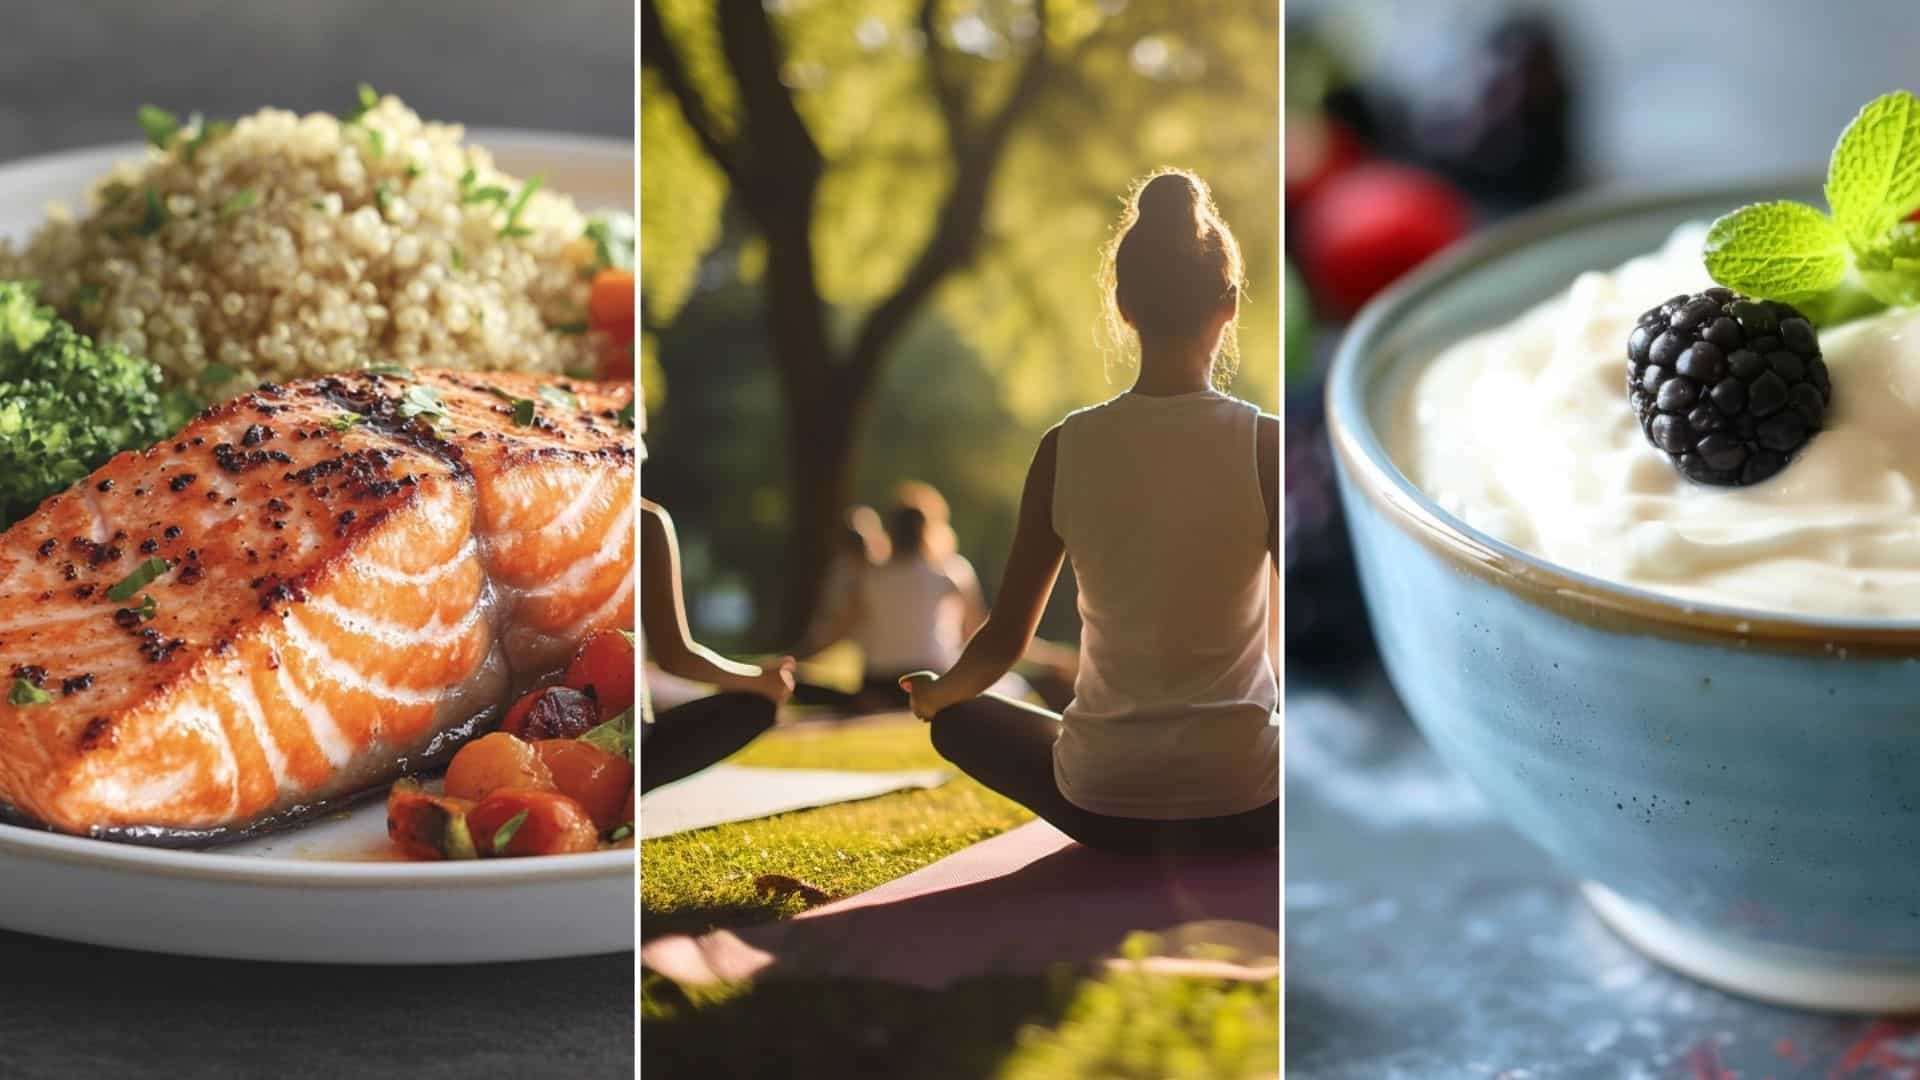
[
  {"left": 450, "top": 247, "right": 466, "bottom": 273},
  {"left": 398, "top": 384, "right": 447, "bottom": 423},
  {"left": 405, "top": 161, "right": 423, "bottom": 179},
  {"left": 584, "top": 213, "right": 636, "bottom": 272},
  {"left": 617, "top": 399, "right": 636, "bottom": 429},
  {"left": 608, "top": 824, "right": 633, "bottom": 842},
  {"left": 356, "top": 83, "right": 379, "bottom": 116},
  {"left": 615, "top": 628, "right": 635, "bottom": 645},
  {"left": 492, "top": 809, "right": 531, "bottom": 854},
  {"left": 363, "top": 362, "right": 415, "bottom": 379},
  {"left": 499, "top": 174, "right": 544, "bottom": 238},
  {"left": 131, "top": 593, "right": 158, "bottom": 621},
  {"left": 216, "top": 188, "right": 259, "bottom": 220},
  {"left": 484, "top": 386, "right": 538, "bottom": 425},
  {"left": 8, "top": 678, "right": 51, "bottom": 707},
  {"left": 137, "top": 105, "right": 180, "bottom": 149},
  {"left": 1703, "top": 201, "right": 1851, "bottom": 305},
  {"left": 362, "top": 127, "right": 386, "bottom": 158},
  {"left": 107, "top": 557, "right": 171, "bottom": 602},
  {"left": 374, "top": 182, "right": 394, "bottom": 216},
  {"left": 1826, "top": 90, "right": 1920, "bottom": 250},
  {"left": 133, "top": 189, "right": 171, "bottom": 237},
  {"left": 463, "top": 184, "right": 511, "bottom": 206},
  {"left": 537, "top": 385, "right": 580, "bottom": 412},
  {"left": 1854, "top": 221, "right": 1920, "bottom": 306},
  {"left": 577, "top": 707, "right": 634, "bottom": 762},
  {"left": 330, "top": 411, "right": 366, "bottom": 431}
]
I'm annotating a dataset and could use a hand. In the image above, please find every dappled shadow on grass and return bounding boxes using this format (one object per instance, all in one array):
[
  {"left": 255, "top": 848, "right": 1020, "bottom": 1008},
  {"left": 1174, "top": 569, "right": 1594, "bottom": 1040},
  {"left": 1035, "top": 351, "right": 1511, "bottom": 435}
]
[{"left": 641, "top": 969, "right": 1067, "bottom": 1080}]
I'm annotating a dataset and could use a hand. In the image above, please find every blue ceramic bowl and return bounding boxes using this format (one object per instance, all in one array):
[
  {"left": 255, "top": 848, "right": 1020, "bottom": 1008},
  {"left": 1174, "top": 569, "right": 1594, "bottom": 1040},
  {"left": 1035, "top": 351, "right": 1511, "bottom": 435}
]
[{"left": 1326, "top": 183, "right": 1920, "bottom": 1012}]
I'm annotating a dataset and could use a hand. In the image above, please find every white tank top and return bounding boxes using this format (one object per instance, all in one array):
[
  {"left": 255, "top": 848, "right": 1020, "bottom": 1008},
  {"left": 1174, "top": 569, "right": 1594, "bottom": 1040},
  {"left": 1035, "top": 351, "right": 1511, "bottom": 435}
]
[
  {"left": 1051, "top": 390, "right": 1279, "bottom": 819},
  {"left": 853, "top": 558, "right": 965, "bottom": 676}
]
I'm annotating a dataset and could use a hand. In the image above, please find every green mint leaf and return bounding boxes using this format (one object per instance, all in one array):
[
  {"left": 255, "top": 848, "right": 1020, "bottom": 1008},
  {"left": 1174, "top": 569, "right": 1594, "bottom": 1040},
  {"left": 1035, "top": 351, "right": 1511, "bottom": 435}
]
[
  {"left": 1854, "top": 221, "right": 1920, "bottom": 306},
  {"left": 492, "top": 809, "right": 531, "bottom": 854},
  {"left": 216, "top": 188, "right": 258, "bottom": 220},
  {"left": 107, "top": 557, "right": 171, "bottom": 602},
  {"left": 398, "top": 384, "right": 447, "bottom": 422},
  {"left": 1703, "top": 201, "right": 1850, "bottom": 305},
  {"left": 499, "top": 174, "right": 544, "bottom": 238},
  {"left": 537, "top": 385, "right": 580, "bottom": 411},
  {"left": 9, "top": 678, "right": 51, "bottom": 706},
  {"left": 1826, "top": 90, "right": 1920, "bottom": 250}
]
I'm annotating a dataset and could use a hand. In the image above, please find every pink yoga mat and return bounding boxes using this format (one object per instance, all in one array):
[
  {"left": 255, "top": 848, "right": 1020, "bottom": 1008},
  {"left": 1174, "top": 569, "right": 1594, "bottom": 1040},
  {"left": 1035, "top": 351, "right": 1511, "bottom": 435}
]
[{"left": 641, "top": 821, "right": 1278, "bottom": 988}]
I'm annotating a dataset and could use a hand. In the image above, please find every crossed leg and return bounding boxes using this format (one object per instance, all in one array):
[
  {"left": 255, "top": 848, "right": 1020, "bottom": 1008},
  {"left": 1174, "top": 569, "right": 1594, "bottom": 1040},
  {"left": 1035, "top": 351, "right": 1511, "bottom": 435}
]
[
  {"left": 639, "top": 692, "right": 778, "bottom": 793},
  {"left": 928, "top": 695, "right": 1277, "bottom": 855}
]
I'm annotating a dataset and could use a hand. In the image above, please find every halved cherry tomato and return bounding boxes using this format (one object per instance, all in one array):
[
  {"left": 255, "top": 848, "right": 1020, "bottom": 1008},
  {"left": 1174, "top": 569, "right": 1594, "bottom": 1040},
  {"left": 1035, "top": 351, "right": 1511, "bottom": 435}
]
[
  {"left": 564, "top": 629, "right": 635, "bottom": 719},
  {"left": 444, "top": 731, "right": 555, "bottom": 802},
  {"left": 534, "top": 739, "right": 634, "bottom": 831},
  {"left": 468, "top": 788, "right": 600, "bottom": 857},
  {"left": 501, "top": 685, "right": 601, "bottom": 741},
  {"left": 387, "top": 780, "right": 477, "bottom": 861}
]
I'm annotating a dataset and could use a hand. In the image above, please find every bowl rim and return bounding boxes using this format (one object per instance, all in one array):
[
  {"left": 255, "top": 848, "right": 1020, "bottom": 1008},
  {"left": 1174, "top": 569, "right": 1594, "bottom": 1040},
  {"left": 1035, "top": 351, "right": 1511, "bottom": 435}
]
[{"left": 1325, "top": 178, "right": 1920, "bottom": 652}]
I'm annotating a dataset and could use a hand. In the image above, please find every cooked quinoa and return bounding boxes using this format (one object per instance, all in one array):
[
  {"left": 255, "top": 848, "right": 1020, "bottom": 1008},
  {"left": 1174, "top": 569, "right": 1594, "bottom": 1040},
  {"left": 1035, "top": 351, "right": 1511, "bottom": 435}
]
[{"left": 0, "top": 94, "right": 602, "bottom": 389}]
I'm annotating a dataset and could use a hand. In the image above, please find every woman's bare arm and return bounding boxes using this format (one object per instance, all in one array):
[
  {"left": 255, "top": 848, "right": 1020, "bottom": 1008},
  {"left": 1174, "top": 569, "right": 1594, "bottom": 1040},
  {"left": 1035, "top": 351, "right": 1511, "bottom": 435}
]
[
  {"left": 903, "top": 428, "right": 1066, "bottom": 717},
  {"left": 641, "top": 500, "right": 794, "bottom": 701}
]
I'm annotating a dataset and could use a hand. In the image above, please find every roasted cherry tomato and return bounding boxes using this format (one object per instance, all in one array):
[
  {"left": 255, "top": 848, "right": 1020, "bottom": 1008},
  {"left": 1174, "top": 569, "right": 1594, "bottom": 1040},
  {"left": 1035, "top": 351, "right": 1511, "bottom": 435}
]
[
  {"left": 564, "top": 629, "right": 635, "bottom": 719},
  {"left": 501, "top": 685, "right": 601, "bottom": 740},
  {"left": 468, "top": 788, "right": 600, "bottom": 857},
  {"left": 444, "top": 731, "right": 555, "bottom": 802},
  {"left": 534, "top": 739, "right": 634, "bottom": 832}
]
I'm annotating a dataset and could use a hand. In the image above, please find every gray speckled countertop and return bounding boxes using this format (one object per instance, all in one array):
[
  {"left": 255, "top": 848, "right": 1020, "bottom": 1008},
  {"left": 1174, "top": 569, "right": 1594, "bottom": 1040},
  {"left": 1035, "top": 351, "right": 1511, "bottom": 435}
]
[
  {"left": 1287, "top": 669, "right": 1920, "bottom": 1079},
  {"left": 0, "top": 4, "right": 632, "bottom": 1078}
]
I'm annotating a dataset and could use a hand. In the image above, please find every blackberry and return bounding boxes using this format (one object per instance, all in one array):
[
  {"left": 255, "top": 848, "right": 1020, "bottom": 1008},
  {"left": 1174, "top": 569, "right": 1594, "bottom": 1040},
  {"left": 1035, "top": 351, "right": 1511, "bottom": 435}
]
[{"left": 1626, "top": 288, "right": 1830, "bottom": 486}]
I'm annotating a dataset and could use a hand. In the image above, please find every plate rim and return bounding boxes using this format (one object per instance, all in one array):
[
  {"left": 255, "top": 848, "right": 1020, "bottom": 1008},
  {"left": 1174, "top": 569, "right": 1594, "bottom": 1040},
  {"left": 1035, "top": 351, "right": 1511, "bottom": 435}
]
[{"left": 0, "top": 128, "right": 635, "bottom": 887}]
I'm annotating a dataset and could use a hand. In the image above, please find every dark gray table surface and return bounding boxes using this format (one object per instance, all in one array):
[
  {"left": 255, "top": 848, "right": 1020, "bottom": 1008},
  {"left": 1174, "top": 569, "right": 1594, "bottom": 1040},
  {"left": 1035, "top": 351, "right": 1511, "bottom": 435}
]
[
  {"left": 1287, "top": 668, "right": 1920, "bottom": 1079},
  {"left": 0, "top": 4, "right": 633, "bottom": 1078}
]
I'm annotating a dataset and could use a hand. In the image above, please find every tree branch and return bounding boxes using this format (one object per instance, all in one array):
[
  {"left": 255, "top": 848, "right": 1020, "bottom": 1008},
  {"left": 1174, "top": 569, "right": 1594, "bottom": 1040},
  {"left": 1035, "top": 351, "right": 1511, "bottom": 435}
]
[
  {"left": 717, "top": 0, "right": 823, "bottom": 205},
  {"left": 639, "top": 0, "right": 749, "bottom": 193},
  {"left": 918, "top": 0, "right": 969, "bottom": 147},
  {"left": 842, "top": 0, "right": 1055, "bottom": 391}
]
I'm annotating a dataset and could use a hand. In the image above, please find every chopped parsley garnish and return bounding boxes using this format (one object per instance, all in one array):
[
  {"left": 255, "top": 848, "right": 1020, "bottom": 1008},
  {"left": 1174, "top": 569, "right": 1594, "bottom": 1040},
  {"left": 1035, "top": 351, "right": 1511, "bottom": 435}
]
[
  {"left": 374, "top": 182, "right": 394, "bottom": 215},
  {"left": 130, "top": 593, "right": 158, "bottom": 621},
  {"left": 329, "top": 411, "right": 365, "bottom": 431},
  {"left": 499, "top": 174, "right": 544, "bottom": 238},
  {"left": 492, "top": 809, "right": 531, "bottom": 854},
  {"left": 137, "top": 105, "right": 180, "bottom": 149},
  {"left": 8, "top": 678, "right": 51, "bottom": 707},
  {"left": 398, "top": 384, "right": 448, "bottom": 423},
  {"left": 463, "top": 183, "right": 511, "bottom": 206},
  {"left": 584, "top": 213, "right": 636, "bottom": 272},
  {"left": 347, "top": 83, "right": 380, "bottom": 122},
  {"left": 537, "top": 385, "right": 580, "bottom": 411},
  {"left": 361, "top": 127, "right": 386, "bottom": 158},
  {"left": 485, "top": 386, "right": 537, "bottom": 425},
  {"left": 450, "top": 247, "right": 466, "bottom": 272},
  {"left": 577, "top": 706, "right": 634, "bottom": 762},
  {"left": 608, "top": 824, "right": 633, "bottom": 842},
  {"left": 216, "top": 188, "right": 258, "bottom": 220},
  {"left": 363, "top": 362, "right": 415, "bottom": 379},
  {"left": 617, "top": 399, "right": 636, "bottom": 429},
  {"left": 133, "top": 189, "right": 170, "bottom": 237},
  {"left": 107, "top": 557, "right": 171, "bottom": 602},
  {"left": 405, "top": 161, "right": 423, "bottom": 179},
  {"left": 199, "top": 363, "right": 240, "bottom": 387}
]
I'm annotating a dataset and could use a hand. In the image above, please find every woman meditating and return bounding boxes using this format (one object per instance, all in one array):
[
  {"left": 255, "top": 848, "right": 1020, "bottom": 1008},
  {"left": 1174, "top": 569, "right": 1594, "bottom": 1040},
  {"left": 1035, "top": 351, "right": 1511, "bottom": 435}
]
[
  {"left": 902, "top": 168, "right": 1279, "bottom": 854},
  {"left": 639, "top": 496, "right": 796, "bottom": 793}
]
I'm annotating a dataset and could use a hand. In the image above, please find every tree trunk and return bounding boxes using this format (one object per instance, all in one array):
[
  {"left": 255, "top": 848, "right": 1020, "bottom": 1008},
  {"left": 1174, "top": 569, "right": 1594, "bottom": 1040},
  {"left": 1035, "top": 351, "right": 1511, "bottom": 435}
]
[{"left": 768, "top": 387, "right": 862, "bottom": 646}]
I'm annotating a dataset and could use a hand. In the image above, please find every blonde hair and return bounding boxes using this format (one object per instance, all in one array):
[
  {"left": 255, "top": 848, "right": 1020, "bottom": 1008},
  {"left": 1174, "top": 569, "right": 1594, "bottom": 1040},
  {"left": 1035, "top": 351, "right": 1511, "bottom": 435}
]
[{"left": 1098, "top": 167, "right": 1245, "bottom": 389}]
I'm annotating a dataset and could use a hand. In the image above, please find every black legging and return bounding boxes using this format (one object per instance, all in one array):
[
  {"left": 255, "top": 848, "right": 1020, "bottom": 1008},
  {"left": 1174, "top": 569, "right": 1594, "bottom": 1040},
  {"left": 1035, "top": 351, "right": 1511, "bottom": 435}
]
[
  {"left": 929, "top": 694, "right": 1277, "bottom": 855},
  {"left": 788, "top": 676, "right": 911, "bottom": 712},
  {"left": 639, "top": 692, "right": 777, "bottom": 793}
]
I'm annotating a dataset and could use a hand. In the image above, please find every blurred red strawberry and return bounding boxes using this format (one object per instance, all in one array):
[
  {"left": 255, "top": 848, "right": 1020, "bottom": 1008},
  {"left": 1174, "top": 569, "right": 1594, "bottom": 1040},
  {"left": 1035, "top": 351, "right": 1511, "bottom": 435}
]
[
  {"left": 1296, "top": 162, "right": 1471, "bottom": 318},
  {"left": 1286, "top": 110, "right": 1366, "bottom": 209}
]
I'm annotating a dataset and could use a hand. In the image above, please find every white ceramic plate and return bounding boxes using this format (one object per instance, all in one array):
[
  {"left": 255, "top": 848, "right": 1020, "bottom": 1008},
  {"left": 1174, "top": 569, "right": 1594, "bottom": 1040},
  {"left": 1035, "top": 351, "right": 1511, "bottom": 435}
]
[{"left": 0, "top": 130, "right": 636, "bottom": 964}]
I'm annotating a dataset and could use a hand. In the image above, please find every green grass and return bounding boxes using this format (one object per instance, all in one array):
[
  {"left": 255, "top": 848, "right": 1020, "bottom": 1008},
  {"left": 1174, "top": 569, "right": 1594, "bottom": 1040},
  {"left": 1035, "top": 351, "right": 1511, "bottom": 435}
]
[{"left": 640, "top": 715, "right": 1279, "bottom": 1079}]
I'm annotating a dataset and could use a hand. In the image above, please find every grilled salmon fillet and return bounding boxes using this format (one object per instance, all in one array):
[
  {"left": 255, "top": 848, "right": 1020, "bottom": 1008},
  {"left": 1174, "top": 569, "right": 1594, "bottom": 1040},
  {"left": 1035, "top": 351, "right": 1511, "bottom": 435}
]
[{"left": 0, "top": 370, "right": 635, "bottom": 843}]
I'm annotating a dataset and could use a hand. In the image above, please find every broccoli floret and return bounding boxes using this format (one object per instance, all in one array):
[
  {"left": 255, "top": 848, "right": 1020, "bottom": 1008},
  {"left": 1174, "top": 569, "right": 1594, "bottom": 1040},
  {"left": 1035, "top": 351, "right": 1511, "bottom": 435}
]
[{"left": 0, "top": 282, "right": 187, "bottom": 526}]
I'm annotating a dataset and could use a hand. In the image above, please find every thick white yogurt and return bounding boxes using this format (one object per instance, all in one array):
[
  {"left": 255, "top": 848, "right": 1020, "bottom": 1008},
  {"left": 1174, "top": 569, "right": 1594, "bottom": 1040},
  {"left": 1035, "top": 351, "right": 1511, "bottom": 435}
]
[{"left": 1390, "top": 225, "right": 1920, "bottom": 620}]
